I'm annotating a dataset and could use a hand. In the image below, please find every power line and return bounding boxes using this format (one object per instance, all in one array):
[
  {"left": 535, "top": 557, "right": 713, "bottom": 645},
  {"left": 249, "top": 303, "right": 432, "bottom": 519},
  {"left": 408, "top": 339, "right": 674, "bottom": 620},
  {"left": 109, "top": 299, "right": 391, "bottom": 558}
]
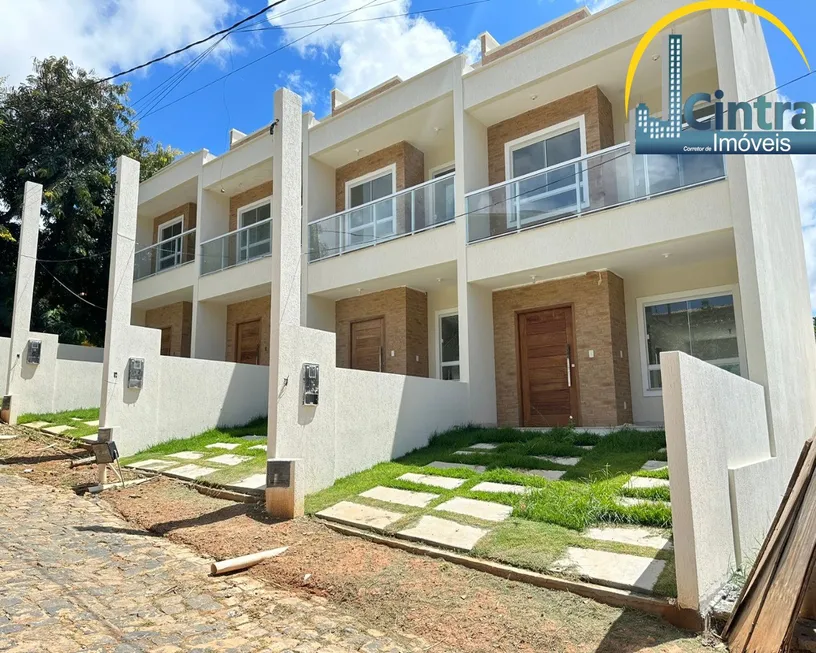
[
  {"left": 235, "top": 0, "right": 489, "bottom": 31},
  {"left": 139, "top": 0, "right": 382, "bottom": 121},
  {"left": 96, "top": 0, "right": 293, "bottom": 84},
  {"left": 38, "top": 262, "right": 106, "bottom": 310}
]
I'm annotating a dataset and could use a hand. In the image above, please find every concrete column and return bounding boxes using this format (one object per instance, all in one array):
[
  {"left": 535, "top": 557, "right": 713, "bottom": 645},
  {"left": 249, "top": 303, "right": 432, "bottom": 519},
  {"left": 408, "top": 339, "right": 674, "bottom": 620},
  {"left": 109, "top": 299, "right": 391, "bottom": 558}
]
[
  {"left": 4, "top": 182, "right": 43, "bottom": 424},
  {"left": 99, "top": 156, "right": 141, "bottom": 434},
  {"left": 453, "top": 56, "right": 497, "bottom": 426},
  {"left": 268, "top": 88, "right": 304, "bottom": 456}
]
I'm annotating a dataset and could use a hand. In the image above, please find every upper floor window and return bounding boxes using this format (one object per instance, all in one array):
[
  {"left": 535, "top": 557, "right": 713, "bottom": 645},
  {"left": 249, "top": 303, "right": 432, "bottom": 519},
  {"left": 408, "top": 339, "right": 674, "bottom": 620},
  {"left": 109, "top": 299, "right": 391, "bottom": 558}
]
[
  {"left": 238, "top": 199, "right": 271, "bottom": 262},
  {"left": 505, "top": 117, "right": 587, "bottom": 227},
  {"left": 345, "top": 165, "right": 396, "bottom": 249},
  {"left": 158, "top": 217, "right": 183, "bottom": 271}
]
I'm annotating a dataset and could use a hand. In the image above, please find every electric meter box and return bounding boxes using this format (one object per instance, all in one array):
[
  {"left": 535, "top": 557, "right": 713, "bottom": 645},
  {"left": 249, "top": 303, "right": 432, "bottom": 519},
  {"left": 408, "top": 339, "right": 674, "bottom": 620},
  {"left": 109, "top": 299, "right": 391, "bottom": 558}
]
[
  {"left": 127, "top": 358, "right": 144, "bottom": 389},
  {"left": 27, "top": 339, "right": 42, "bottom": 365},
  {"left": 303, "top": 363, "right": 319, "bottom": 406}
]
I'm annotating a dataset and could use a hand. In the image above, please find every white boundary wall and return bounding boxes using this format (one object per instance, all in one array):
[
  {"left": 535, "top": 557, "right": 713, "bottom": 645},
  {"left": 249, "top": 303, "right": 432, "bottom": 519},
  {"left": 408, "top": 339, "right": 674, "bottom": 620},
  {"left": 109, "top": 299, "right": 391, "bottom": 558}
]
[
  {"left": 3, "top": 332, "right": 103, "bottom": 417},
  {"left": 274, "top": 323, "right": 470, "bottom": 498},
  {"left": 662, "top": 351, "right": 781, "bottom": 613}
]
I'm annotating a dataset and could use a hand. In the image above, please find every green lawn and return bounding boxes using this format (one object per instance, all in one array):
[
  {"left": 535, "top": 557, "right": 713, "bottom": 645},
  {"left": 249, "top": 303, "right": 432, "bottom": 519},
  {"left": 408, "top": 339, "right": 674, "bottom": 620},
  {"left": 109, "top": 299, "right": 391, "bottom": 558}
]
[
  {"left": 18, "top": 407, "right": 100, "bottom": 440},
  {"left": 306, "top": 425, "right": 676, "bottom": 597},
  {"left": 120, "top": 418, "right": 268, "bottom": 487}
]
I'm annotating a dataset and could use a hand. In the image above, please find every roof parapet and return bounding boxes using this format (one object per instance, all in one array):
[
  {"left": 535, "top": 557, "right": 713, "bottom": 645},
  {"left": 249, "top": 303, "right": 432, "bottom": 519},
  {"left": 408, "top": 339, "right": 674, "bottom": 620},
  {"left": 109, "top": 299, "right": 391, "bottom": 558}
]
[{"left": 330, "top": 76, "right": 403, "bottom": 116}]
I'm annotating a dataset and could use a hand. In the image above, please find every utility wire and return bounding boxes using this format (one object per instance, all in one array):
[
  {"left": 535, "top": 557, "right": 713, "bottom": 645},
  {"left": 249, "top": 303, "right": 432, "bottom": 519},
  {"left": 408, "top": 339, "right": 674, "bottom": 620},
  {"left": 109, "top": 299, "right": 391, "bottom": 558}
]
[
  {"left": 235, "top": 0, "right": 489, "bottom": 31},
  {"left": 139, "top": 0, "right": 382, "bottom": 120},
  {"left": 96, "top": 0, "right": 293, "bottom": 84},
  {"left": 38, "top": 262, "right": 106, "bottom": 310}
]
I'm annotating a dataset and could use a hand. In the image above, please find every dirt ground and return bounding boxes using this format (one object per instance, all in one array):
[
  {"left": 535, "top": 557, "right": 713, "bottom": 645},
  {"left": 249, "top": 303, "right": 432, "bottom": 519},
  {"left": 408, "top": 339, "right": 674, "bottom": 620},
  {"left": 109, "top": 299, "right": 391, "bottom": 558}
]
[{"left": 0, "top": 428, "right": 716, "bottom": 653}]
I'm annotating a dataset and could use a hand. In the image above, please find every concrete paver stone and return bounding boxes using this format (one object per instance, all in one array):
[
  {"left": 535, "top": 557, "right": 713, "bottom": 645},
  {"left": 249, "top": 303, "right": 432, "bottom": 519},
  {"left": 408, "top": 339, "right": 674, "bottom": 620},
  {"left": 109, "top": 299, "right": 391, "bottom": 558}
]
[
  {"left": 625, "top": 477, "right": 670, "bottom": 490},
  {"left": 617, "top": 496, "right": 671, "bottom": 509},
  {"left": 397, "top": 473, "right": 465, "bottom": 490},
  {"left": 127, "top": 459, "right": 178, "bottom": 472},
  {"left": 205, "top": 442, "right": 240, "bottom": 450},
  {"left": 551, "top": 547, "right": 666, "bottom": 593},
  {"left": 360, "top": 486, "right": 438, "bottom": 508},
  {"left": 468, "top": 443, "right": 498, "bottom": 450},
  {"left": 584, "top": 526, "right": 673, "bottom": 550},
  {"left": 207, "top": 454, "right": 252, "bottom": 466},
  {"left": 435, "top": 497, "right": 512, "bottom": 522},
  {"left": 168, "top": 451, "right": 205, "bottom": 460},
  {"left": 231, "top": 474, "right": 267, "bottom": 490},
  {"left": 42, "top": 425, "right": 75, "bottom": 435},
  {"left": 84, "top": 420, "right": 100, "bottom": 427},
  {"left": 249, "top": 444, "right": 267, "bottom": 451},
  {"left": 164, "top": 464, "right": 217, "bottom": 480},
  {"left": 511, "top": 468, "right": 565, "bottom": 481},
  {"left": 534, "top": 456, "right": 580, "bottom": 466},
  {"left": 471, "top": 481, "right": 529, "bottom": 495},
  {"left": 641, "top": 460, "right": 668, "bottom": 472},
  {"left": 317, "top": 501, "right": 404, "bottom": 531},
  {"left": 23, "top": 421, "right": 51, "bottom": 429},
  {"left": 397, "top": 515, "right": 489, "bottom": 551},
  {"left": 426, "top": 461, "right": 486, "bottom": 473}
]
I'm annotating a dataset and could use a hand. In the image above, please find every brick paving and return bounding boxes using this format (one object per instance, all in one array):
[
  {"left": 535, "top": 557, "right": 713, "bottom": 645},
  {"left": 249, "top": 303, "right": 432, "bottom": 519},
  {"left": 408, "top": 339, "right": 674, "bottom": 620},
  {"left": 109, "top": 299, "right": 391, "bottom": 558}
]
[{"left": 0, "top": 474, "right": 430, "bottom": 652}]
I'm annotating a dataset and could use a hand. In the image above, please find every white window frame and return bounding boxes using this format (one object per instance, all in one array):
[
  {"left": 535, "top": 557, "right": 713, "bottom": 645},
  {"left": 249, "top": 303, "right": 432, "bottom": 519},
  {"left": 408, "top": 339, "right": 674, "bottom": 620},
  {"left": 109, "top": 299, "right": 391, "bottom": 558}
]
[
  {"left": 344, "top": 164, "right": 397, "bottom": 249},
  {"left": 236, "top": 196, "right": 272, "bottom": 263},
  {"left": 504, "top": 116, "right": 589, "bottom": 228},
  {"left": 429, "top": 161, "right": 456, "bottom": 226},
  {"left": 157, "top": 216, "right": 184, "bottom": 270},
  {"left": 636, "top": 284, "right": 747, "bottom": 397},
  {"left": 435, "top": 308, "right": 461, "bottom": 381}
]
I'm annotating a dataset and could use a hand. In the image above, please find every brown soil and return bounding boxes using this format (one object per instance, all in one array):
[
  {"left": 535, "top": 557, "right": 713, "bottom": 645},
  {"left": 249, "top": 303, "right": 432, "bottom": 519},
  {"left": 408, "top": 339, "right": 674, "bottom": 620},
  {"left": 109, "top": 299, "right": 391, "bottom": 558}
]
[{"left": 0, "top": 429, "right": 710, "bottom": 653}]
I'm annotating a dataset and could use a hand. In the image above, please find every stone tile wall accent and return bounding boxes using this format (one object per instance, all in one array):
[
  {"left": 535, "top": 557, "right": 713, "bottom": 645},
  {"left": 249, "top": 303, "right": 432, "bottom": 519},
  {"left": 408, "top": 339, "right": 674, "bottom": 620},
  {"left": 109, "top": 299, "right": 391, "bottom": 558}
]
[
  {"left": 225, "top": 295, "right": 271, "bottom": 365},
  {"left": 145, "top": 301, "right": 193, "bottom": 357},
  {"left": 335, "top": 287, "right": 429, "bottom": 377},
  {"left": 492, "top": 270, "right": 631, "bottom": 427}
]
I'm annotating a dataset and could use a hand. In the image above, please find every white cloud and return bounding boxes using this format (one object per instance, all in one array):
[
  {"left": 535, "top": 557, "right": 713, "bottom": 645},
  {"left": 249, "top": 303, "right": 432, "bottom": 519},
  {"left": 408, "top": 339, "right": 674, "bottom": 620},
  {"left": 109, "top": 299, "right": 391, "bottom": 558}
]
[
  {"left": 0, "top": 0, "right": 239, "bottom": 86},
  {"left": 266, "top": 0, "right": 465, "bottom": 98},
  {"left": 463, "top": 38, "right": 482, "bottom": 66},
  {"left": 280, "top": 70, "right": 317, "bottom": 107}
]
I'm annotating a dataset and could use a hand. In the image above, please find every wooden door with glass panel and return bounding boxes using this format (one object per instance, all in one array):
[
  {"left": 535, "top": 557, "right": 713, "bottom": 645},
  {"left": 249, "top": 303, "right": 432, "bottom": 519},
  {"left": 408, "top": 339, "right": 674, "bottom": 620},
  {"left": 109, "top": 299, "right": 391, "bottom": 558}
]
[{"left": 517, "top": 306, "right": 579, "bottom": 427}]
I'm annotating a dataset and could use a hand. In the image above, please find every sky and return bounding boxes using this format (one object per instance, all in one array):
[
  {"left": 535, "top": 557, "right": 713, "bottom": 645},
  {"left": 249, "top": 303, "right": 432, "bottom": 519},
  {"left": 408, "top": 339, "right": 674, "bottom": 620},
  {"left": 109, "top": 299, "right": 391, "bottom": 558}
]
[{"left": 1, "top": 0, "right": 815, "bottom": 309}]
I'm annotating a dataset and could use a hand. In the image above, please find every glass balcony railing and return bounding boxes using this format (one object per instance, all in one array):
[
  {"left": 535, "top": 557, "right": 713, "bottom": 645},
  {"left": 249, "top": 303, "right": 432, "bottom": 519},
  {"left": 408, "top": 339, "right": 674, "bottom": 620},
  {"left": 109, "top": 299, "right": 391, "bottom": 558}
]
[
  {"left": 133, "top": 229, "right": 196, "bottom": 281},
  {"left": 308, "top": 172, "right": 455, "bottom": 263},
  {"left": 465, "top": 144, "right": 726, "bottom": 243},
  {"left": 199, "top": 218, "right": 272, "bottom": 275}
]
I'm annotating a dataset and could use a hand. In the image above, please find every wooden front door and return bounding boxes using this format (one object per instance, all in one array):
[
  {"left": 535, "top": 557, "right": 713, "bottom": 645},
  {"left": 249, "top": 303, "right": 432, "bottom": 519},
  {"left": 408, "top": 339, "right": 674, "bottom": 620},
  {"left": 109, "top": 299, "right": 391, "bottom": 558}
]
[
  {"left": 350, "top": 318, "right": 384, "bottom": 372},
  {"left": 236, "top": 320, "right": 261, "bottom": 365},
  {"left": 518, "top": 307, "right": 579, "bottom": 427},
  {"left": 160, "top": 327, "right": 172, "bottom": 356}
]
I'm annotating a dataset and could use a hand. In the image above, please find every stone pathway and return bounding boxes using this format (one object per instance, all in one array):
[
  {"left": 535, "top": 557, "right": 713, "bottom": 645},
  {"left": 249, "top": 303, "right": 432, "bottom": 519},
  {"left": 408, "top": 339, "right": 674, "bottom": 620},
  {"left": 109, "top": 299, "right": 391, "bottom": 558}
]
[
  {"left": 0, "top": 474, "right": 429, "bottom": 652},
  {"left": 551, "top": 547, "right": 666, "bottom": 593},
  {"left": 397, "top": 473, "right": 464, "bottom": 490}
]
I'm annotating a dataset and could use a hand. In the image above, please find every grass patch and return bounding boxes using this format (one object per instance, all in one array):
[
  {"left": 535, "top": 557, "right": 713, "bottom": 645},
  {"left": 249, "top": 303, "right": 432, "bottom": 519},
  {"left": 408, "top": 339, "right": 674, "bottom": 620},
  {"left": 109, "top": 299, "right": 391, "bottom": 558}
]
[
  {"left": 18, "top": 407, "right": 100, "bottom": 440},
  {"left": 121, "top": 417, "right": 268, "bottom": 486}
]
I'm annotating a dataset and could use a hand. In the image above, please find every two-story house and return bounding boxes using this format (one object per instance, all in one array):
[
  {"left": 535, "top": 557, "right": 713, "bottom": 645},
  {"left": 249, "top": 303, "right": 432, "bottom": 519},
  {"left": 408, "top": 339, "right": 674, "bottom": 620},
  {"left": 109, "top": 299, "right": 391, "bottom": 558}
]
[{"left": 129, "top": 0, "right": 815, "bottom": 449}]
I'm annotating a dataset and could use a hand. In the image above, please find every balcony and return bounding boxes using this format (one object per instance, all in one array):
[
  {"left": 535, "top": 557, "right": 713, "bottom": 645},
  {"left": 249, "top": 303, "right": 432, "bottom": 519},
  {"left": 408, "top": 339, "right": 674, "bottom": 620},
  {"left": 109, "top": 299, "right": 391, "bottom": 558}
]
[
  {"left": 465, "top": 144, "right": 726, "bottom": 244},
  {"left": 134, "top": 229, "right": 196, "bottom": 281},
  {"left": 199, "top": 218, "right": 272, "bottom": 276},
  {"left": 308, "top": 173, "right": 455, "bottom": 263}
]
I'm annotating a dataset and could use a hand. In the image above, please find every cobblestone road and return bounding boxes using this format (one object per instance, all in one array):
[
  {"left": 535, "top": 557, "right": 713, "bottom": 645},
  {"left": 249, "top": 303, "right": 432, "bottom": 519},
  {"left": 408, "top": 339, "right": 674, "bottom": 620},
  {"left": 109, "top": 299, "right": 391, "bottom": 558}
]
[{"left": 0, "top": 474, "right": 429, "bottom": 652}]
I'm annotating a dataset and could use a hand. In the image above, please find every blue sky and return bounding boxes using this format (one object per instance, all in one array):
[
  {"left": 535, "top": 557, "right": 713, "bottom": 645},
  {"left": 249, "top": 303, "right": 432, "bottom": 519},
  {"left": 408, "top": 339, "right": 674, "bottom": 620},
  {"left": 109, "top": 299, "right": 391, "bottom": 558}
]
[{"left": 3, "top": 0, "right": 816, "bottom": 309}]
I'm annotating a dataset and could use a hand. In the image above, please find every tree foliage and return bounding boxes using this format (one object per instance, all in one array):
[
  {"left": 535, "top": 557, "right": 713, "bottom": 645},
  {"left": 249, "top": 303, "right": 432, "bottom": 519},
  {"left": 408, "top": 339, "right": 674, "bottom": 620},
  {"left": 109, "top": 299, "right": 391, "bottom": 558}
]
[{"left": 0, "top": 57, "right": 180, "bottom": 344}]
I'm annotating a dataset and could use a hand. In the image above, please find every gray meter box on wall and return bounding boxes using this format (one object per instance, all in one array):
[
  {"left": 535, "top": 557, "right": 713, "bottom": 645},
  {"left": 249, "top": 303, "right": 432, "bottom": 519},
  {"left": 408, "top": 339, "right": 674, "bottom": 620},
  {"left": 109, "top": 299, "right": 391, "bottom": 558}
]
[
  {"left": 26, "top": 339, "right": 42, "bottom": 365},
  {"left": 127, "top": 358, "right": 144, "bottom": 389},
  {"left": 303, "top": 363, "right": 319, "bottom": 405}
]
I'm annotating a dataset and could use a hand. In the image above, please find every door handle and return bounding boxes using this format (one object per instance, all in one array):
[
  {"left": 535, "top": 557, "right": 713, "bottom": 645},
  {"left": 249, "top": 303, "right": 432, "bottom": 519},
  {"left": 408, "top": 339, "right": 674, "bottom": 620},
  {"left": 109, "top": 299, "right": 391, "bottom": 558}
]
[{"left": 566, "top": 345, "right": 572, "bottom": 388}]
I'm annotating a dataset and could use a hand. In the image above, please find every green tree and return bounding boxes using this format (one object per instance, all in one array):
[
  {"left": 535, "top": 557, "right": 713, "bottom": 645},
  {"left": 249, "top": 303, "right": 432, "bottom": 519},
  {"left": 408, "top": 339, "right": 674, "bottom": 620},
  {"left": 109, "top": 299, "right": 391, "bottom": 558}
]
[{"left": 0, "top": 57, "right": 180, "bottom": 344}]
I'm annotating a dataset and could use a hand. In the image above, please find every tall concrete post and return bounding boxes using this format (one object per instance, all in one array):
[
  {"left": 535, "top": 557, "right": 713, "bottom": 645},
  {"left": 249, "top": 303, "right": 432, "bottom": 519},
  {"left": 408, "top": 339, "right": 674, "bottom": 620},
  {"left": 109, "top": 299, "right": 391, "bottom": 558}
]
[
  {"left": 266, "top": 88, "right": 304, "bottom": 518},
  {"left": 3, "top": 182, "right": 43, "bottom": 424},
  {"left": 99, "top": 156, "right": 141, "bottom": 442}
]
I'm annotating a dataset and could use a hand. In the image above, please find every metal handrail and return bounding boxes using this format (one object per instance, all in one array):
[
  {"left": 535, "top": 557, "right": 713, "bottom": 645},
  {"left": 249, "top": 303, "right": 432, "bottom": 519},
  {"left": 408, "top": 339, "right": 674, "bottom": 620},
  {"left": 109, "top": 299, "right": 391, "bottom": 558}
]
[
  {"left": 465, "top": 142, "right": 629, "bottom": 199},
  {"left": 135, "top": 227, "right": 196, "bottom": 254},
  {"left": 199, "top": 217, "right": 273, "bottom": 247},
  {"left": 311, "top": 172, "right": 455, "bottom": 226}
]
